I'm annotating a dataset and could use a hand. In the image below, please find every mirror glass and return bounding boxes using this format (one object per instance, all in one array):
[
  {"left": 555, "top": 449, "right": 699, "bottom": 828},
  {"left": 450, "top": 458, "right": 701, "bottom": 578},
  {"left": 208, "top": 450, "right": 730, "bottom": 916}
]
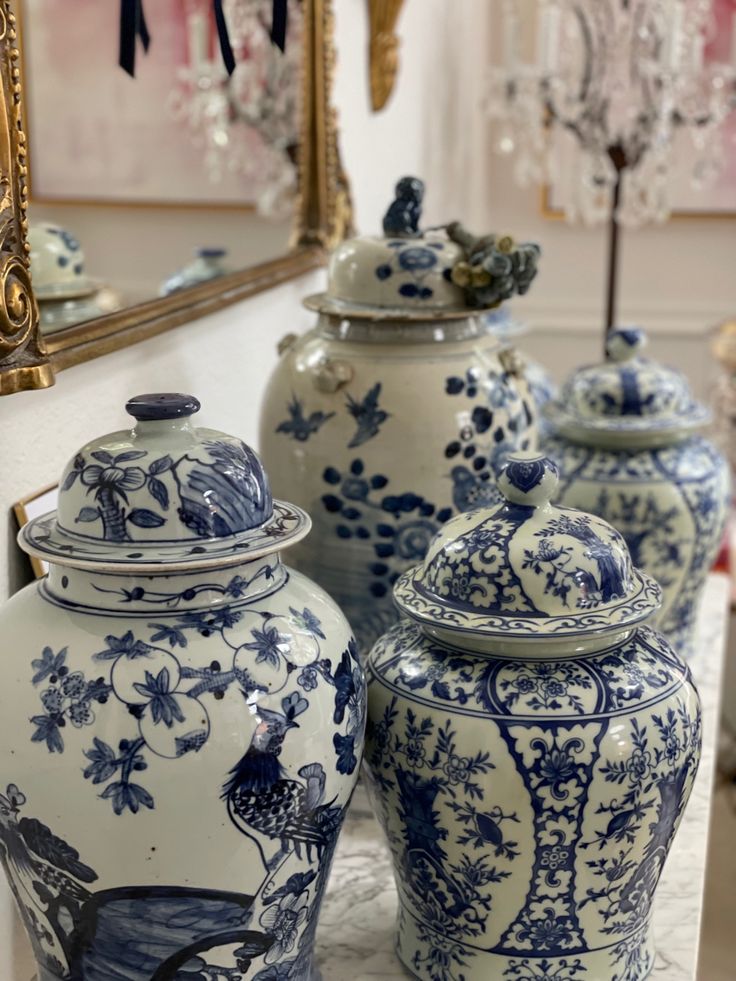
[{"left": 20, "top": 0, "right": 302, "bottom": 334}]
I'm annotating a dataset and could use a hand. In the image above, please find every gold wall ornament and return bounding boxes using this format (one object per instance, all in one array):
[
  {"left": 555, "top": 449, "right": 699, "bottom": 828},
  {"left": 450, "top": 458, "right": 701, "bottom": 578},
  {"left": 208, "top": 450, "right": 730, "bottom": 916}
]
[
  {"left": 368, "top": 0, "right": 405, "bottom": 113},
  {"left": 0, "top": 1, "right": 53, "bottom": 395}
]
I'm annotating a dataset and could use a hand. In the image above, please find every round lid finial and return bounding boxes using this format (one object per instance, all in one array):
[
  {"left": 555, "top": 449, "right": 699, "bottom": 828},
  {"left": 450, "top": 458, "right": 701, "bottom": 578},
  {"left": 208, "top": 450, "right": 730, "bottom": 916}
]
[
  {"left": 606, "top": 327, "right": 647, "bottom": 362},
  {"left": 498, "top": 451, "right": 559, "bottom": 506},
  {"left": 125, "top": 393, "right": 201, "bottom": 421}
]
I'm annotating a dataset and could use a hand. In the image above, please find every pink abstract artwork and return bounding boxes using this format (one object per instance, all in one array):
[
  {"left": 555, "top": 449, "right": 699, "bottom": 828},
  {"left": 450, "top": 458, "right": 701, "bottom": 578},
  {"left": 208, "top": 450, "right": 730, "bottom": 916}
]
[{"left": 22, "top": 0, "right": 265, "bottom": 204}]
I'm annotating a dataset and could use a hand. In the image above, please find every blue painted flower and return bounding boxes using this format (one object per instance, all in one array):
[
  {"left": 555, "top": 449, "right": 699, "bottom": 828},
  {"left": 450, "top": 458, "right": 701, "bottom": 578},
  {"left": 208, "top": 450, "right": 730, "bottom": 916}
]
[
  {"left": 405, "top": 739, "right": 426, "bottom": 767},
  {"left": 60, "top": 671, "right": 86, "bottom": 699},
  {"left": 398, "top": 246, "right": 438, "bottom": 271},
  {"left": 514, "top": 676, "right": 538, "bottom": 695},
  {"left": 69, "top": 700, "right": 94, "bottom": 728},
  {"left": 538, "top": 748, "right": 578, "bottom": 789},
  {"left": 442, "top": 753, "right": 471, "bottom": 785},
  {"left": 540, "top": 844, "right": 569, "bottom": 871},
  {"left": 297, "top": 666, "right": 318, "bottom": 691},
  {"left": 394, "top": 519, "right": 437, "bottom": 560},
  {"left": 41, "top": 687, "right": 63, "bottom": 713},
  {"left": 626, "top": 749, "right": 651, "bottom": 784},
  {"left": 258, "top": 892, "right": 308, "bottom": 963}
]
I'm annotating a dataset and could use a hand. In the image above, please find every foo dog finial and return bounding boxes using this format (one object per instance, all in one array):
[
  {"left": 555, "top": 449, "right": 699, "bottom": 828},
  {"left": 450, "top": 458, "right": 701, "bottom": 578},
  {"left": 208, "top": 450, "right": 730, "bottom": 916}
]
[{"left": 382, "top": 176, "right": 425, "bottom": 238}]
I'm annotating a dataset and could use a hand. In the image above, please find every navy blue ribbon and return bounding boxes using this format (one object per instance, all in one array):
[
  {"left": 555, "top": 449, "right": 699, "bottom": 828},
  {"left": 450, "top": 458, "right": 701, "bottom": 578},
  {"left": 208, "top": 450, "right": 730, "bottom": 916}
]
[
  {"left": 119, "top": 1, "right": 285, "bottom": 79},
  {"left": 119, "top": 0, "right": 151, "bottom": 77},
  {"left": 271, "top": 0, "right": 288, "bottom": 52},
  {"left": 213, "top": 0, "right": 236, "bottom": 75}
]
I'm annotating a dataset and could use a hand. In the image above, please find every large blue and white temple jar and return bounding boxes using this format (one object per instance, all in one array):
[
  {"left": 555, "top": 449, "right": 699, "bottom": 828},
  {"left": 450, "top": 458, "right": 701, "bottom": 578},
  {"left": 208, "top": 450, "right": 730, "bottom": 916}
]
[
  {"left": 0, "top": 394, "right": 365, "bottom": 981},
  {"left": 364, "top": 451, "right": 701, "bottom": 981},
  {"left": 260, "top": 177, "right": 542, "bottom": 653},
  {"left": 544, "top": 328, "right": 731, "bottom": 658}
]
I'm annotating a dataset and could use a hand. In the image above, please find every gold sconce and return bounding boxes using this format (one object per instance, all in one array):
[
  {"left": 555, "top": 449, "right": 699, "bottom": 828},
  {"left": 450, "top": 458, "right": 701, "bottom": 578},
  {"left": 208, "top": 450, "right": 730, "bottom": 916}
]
[{"left": 368, "top": 0, "right": 405, "bottom": 112}]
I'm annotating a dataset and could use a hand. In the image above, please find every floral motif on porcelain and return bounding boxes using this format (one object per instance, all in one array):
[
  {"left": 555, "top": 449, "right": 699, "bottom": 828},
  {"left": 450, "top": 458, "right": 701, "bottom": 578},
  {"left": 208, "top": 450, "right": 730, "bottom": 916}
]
[{"left": 364, "top": 619, "right": 701, "bottom": 981}]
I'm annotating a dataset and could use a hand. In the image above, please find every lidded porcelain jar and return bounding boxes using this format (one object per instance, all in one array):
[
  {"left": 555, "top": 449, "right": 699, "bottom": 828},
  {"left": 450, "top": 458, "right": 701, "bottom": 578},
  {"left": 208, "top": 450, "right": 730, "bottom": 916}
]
[
  {"left": 543, "top": 327, "right": 731, "bottom": 657},
  {"left": 1, "top": 394, "right": 365, "bottom": 981},
  {"left": 260, "top": 176, "right": 542, "bottom": 652},
  {"left": 364, "top": 451, "right": 701, "bottom": 981}
]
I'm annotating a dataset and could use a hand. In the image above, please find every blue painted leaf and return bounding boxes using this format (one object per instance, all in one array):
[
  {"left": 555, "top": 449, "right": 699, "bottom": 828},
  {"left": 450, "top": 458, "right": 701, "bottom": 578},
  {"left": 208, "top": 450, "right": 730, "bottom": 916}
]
[
  {"left": 76, "top": 507, "right": 100, "bottom": 522},
  {"left": 90, "top": 451, "right": 113, "bottom": 464},
  {"left": 127, "top": 508, "right": 166, "bottom": 528},
  {"left": 31, "top": 646, "right": 67, "bottom": 685},
  {"left": 398, "top": 283, "right": 419, "bottom": 297},
  {"left": 323, "top": 467, "right": 341, "bottom": 485},
  {"left": 149, "top": 455, "right": 173, "bottom": 475},
  {"left": 375, "top": 263, "right": 392, "bottom": 280},
  {"left": 147, "top": 477, "right": 169, "bottom": 510},
  {"left": 62, "top": 470, "right": 80, "bottom": 490},
  {"left": 370, "top": 474, "right": 388, "bottom": 489},
  {"left": 30, "top": 715, "right": 64, "bottom": 753},
  {"left": 334, "top": 733, "right": 357, "bottom": 774},
  {"left": 114, "top": 450, "right": 147, "bottom": 463},
  {"left": 282, "top": 691, "right": 309, "bottom": 720}
]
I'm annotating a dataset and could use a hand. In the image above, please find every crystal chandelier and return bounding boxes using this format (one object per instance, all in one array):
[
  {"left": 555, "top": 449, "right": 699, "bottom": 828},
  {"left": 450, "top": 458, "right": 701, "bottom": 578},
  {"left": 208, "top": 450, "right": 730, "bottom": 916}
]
[
  {"left": 485, "top": 0, "right": 736, "bottom": 227},
  {"left": 169, "top": 0, "right": 302, "bottom": 219},
  {"left": 485, "top": 0, "right": 736, "bottom": 331}
]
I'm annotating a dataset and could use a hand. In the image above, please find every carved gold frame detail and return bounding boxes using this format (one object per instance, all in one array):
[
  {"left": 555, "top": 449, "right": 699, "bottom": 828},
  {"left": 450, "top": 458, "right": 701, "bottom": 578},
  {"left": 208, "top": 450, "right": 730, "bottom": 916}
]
[
  {"left": 0, "top": 0, "right": 351, "bottom": 395},
  {"left": 0, "top": 1, "right": 52, "bottom": 395}
]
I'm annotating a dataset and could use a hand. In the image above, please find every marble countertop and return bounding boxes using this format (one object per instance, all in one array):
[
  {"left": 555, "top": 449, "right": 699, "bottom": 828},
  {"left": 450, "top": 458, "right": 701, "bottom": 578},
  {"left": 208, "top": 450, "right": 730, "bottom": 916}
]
[{"left": 3, "top": 575, "right": 731, "bottom": 980}]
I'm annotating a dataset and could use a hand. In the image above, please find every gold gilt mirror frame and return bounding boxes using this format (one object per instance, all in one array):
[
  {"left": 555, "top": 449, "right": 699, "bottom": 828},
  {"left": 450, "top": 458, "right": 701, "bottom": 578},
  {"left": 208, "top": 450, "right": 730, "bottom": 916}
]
[{"left": 0, "top": 0, "right": 352, "bottom": 395}]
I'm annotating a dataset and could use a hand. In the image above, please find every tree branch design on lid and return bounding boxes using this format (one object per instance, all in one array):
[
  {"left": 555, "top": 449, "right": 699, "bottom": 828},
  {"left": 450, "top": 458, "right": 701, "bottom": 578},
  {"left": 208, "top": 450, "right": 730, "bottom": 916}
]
[{"left": 64, "top": 439, "right": 272, "bottom": 544}]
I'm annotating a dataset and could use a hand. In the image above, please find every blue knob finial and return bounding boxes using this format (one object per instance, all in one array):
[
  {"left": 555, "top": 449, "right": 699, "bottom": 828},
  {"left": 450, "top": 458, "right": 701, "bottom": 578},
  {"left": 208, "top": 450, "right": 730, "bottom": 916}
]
[{"left": 126, "top": 393, "right": 201, "bottom": 421}]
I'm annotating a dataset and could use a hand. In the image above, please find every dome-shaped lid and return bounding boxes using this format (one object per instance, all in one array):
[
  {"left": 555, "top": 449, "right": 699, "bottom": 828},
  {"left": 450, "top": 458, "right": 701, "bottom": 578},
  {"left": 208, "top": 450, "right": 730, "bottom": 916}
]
[
  {"left": 394, "top": 450, "right": 661, "bottom": 643},
  {"left": 19, "top": 394, "right": 310, "bottom": 572},
  {"left": 29, "top": 222, "right": 99, "bottom": 300},
  {"left": 545, "top": 327, "right": 709, "bottom": 445},
  {"left": 304, "top": 176, "right": 541, "bottom": 321}
]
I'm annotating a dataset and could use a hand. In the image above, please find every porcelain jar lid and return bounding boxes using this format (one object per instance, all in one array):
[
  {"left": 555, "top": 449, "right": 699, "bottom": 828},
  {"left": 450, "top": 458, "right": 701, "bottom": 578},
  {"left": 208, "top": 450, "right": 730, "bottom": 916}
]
[
  {"left": 304, "top": 176, "right": 541, "bottom": 321},
  {"left": 19, "top": 394, "right": 310, "bottom": 573},
  {"left": 28, "top": 221, "right": 100, "bottom": 301},
  {"left": 394, "top": 451, "right": 661, "bottom": 644},
  {"left": 545, "top": 327, "right": 710, "bottom": 445}
]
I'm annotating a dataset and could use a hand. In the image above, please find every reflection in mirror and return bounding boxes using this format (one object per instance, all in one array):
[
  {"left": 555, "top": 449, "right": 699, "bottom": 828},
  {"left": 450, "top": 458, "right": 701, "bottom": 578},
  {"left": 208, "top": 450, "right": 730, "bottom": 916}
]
[{"left": 19, "top": 0, "right": 303, "bottom": 334}]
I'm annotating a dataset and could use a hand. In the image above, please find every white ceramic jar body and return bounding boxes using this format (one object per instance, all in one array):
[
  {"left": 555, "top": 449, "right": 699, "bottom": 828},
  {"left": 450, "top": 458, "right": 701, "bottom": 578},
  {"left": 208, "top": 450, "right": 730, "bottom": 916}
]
[
  {"left": 544, "top": 434, "right": 730, "bottom": 656},
  {"left": 0, "top": 558, "right": 364, "bottom": 981},
  {"left": 259, "top": 318, "right": 538, "bottom": 651},
  {"left": 364, "top": 620, "right": 701, "bottom": 981}
]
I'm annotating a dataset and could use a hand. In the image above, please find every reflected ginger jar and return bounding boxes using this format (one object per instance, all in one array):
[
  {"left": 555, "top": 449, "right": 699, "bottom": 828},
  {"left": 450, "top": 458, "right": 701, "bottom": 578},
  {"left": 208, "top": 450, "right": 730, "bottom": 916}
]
[
  {"left": 544, "top": 327, "right": 731, "bottom": 657},
  {"left": 259, "top": 176, "right": 542, "bottom": 652},
  {"left": 0, "top": 394, "right": 365, "bottom": 981},
  {"left": 364, "top": 451, "right": 700, "bottom": 981}
]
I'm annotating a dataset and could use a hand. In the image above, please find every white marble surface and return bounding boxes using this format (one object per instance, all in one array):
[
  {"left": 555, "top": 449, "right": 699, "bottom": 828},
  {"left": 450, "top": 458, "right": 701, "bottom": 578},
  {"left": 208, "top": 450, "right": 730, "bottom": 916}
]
[{"left": 3, "top": 575, "right": 730, "bottom": 980}]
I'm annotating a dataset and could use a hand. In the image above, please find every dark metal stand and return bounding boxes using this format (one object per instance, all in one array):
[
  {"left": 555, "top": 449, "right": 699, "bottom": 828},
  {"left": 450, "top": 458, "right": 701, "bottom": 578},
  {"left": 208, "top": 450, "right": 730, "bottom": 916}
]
[{"left": 605, "top": 172, "right": 622, "bottom": 341}]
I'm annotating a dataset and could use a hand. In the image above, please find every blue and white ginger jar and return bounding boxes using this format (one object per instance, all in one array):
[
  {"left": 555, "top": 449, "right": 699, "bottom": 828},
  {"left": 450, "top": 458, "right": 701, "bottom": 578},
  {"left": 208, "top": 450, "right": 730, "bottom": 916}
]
[
  {"left": 260, "top": 176, "right": 543, "bottom": 653},
  {"left": 543, "top": 327, "right": 731, "bottom": 657},
  {"left": 0, "top": 393, "right": 365, "bottom": 981},
  {"left": 364, "top": 450, "right": 701, "bottom": 981}
]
